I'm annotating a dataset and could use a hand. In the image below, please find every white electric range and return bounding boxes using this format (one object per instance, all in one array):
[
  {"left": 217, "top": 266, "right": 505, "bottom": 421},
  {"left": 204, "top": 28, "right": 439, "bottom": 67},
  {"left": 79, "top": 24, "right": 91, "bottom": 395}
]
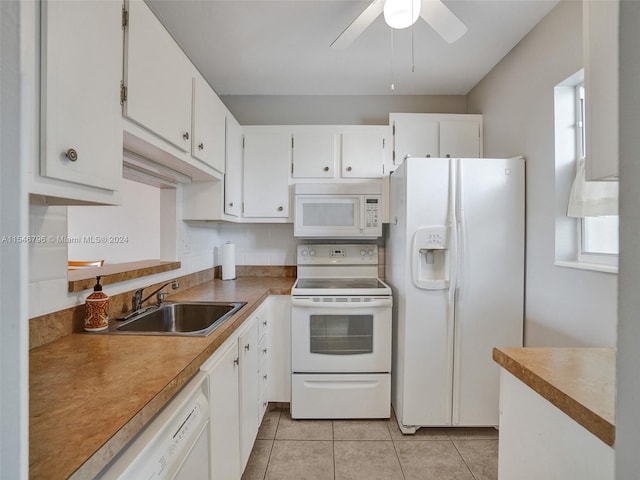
[{"left": 290, "top": 244, "right": 393, "bottom": 419}]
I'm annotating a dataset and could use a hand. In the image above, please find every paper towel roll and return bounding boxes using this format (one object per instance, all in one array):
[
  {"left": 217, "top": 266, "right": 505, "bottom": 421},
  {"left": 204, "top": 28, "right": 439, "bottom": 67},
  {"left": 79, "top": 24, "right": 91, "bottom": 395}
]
[{"left": 222, "top": 242, "right": 236, "bottom": 280}]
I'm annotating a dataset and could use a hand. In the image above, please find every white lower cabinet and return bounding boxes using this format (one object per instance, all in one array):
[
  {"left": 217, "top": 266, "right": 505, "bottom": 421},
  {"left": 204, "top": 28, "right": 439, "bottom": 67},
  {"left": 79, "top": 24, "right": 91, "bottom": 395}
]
[
  {"left": 498, "top": 370, "right": 614, "bottom": 480},
  {"left": 239, "top": 315, "right": 260, "bottom": 470},
  {"left": 204, "top": 342, "right": 240, "bottom": 480},
  {"left": 201, "top": 296, "right": 291, "bottom": 479}
]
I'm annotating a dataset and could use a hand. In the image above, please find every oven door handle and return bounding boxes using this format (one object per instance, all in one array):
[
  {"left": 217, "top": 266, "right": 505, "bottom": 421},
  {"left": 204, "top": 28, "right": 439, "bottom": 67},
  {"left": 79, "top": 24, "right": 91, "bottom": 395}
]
[{"left": 291, "top": 297, "right": 392, "bottom": 308}]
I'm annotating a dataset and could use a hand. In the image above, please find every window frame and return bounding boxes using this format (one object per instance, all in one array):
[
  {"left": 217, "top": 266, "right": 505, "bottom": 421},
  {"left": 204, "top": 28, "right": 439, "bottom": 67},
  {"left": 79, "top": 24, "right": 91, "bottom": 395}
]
[{"left": 574, "top": 82, "right": 619, "bottom": 268}]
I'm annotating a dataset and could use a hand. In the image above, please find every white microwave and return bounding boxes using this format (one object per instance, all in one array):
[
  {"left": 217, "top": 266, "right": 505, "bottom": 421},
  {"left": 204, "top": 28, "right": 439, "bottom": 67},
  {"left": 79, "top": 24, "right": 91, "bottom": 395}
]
[{"left": 293, "top": 183, "right": 382, "bottom": 238}]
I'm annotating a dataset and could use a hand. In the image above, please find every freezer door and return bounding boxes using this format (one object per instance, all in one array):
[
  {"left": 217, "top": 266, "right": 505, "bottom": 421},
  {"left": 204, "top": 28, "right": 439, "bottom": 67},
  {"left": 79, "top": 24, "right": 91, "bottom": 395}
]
[
  {"left": 452, "top": 157, "right": 525, "bottom": 426},
  {"left": 396, "top": 157, "right": 456, "bottom": 427}
]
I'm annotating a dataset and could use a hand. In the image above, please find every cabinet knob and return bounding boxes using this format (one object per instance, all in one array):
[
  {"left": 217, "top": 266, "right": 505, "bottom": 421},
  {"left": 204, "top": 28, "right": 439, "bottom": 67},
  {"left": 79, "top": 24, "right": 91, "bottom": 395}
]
[
  {"left": 244, "top": 343, "right": 250, "bottom": 351},
  {"left": 263, "top": 374, "right": 268, "bottom": 380},
  {"left": 426, "top": 154, "right": 431, "bottom": 158},
  {"left": 183, "top": 132, "right": 190, "bottom": 140},
  {"left": 263, "top": 348, "right": 267, "bottom": 354},
  {"left": 229, "top": 202, "right": 234, "bottom": 207},
  {"left": 323, "top": 166, "right": 330, "bottom": 172},
  {"left": 233, "top": 357, "right": 239, "bottom": 366},
  {"left": 198, "top": 142, "right": 204, "bottom": 150},
  {"left": 346, "top": 166, "right": 352, "bottom": 172},
  {"left": 263, "top": 320, "right": 267, "bottom": 326},
  {"left": 65, "top": 148, "right": 78, "bottom": 162},
  {"left": 277, "top": 206, "right": 283, "bottom": 212},
  {"left": 445, "top": 154, "right": 451, "bottom": 158}
]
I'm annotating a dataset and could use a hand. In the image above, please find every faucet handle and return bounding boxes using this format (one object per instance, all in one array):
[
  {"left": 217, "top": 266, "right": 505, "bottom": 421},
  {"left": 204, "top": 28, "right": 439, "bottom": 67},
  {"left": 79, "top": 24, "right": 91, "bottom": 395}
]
[{"left": 157, "top": 292, "right": 166, "bottom": 305}]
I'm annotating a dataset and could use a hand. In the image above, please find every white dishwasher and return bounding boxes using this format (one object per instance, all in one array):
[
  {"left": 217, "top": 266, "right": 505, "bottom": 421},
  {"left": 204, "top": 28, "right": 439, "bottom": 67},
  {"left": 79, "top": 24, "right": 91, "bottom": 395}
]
[{"left": 98, "top": 371, "right": 211, "bottom": 480}]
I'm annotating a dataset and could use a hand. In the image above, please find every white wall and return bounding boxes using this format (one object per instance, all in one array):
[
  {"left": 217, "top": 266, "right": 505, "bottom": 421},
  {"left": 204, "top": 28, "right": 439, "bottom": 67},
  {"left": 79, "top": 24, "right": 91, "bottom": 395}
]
[
  {"left": 1, "top": 1, "right": 29, "bottom": 477},
  {"left": 467, "top": 0, "right": 617, "bottom": 347},
  {"left": 615, "top": 0, "right": 640, "bottom": 476},
  {"left": 28, "top": 189, "right": 300, "bottom": 317},
  {"left": 67, "top": 179, "right": 161, "bottom": 264},
  {"left": 221, "top": 94, "right": 467, "bottom": 125}
]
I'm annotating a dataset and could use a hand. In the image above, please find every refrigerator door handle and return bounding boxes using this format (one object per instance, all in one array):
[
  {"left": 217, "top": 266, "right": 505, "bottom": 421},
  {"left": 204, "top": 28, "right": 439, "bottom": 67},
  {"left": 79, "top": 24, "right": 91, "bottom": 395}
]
[
  {"left": 451, "top": 158, "right": 465, "bottom": 425},
  {"left": 444, "top": 159, "right": 458, "bottom": 424}
]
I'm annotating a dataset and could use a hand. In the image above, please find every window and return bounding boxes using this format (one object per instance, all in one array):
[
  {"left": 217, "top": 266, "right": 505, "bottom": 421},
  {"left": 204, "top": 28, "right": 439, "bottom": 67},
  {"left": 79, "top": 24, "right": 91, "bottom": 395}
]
[
  {"left": 574, "top": 83, "right": 619, "bottom": 266},
  {"left": 554, "top": 71, "right": 618, "bottom": 273}
]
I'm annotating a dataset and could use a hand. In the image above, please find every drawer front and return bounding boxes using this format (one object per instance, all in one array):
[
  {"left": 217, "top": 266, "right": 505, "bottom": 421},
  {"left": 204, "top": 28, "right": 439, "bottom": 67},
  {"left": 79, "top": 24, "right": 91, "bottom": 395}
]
[{"left": 291, "top": 373, "right": 390, "bottom": 419}]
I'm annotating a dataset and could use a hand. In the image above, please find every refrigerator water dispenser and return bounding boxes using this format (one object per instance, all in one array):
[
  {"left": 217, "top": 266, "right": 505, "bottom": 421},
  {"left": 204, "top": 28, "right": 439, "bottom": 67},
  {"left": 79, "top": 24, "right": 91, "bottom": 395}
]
[{"left": 411, "top": 227, "right": 450, "bottom": 290}]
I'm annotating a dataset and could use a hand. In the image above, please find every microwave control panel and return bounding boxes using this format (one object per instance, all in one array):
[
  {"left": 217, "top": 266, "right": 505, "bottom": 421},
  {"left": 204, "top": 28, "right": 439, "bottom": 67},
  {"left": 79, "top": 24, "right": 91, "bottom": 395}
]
[{"left": 364, "top": 197, "right": 380, "bottom": 229}]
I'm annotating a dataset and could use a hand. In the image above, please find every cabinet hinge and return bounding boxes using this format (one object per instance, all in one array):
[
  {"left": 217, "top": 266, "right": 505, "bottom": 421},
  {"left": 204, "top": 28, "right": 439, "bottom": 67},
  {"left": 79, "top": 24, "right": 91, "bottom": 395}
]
[
  {"left": 291, "top": 137, "right": 294, "bottom": 148},
  {"left": 242, "top": 203, "right": 245, "bottom": 214},
  {"left": 392, "top": 124, "right": 395, "bottom": 136},
  {"left": 383, "top": 138, "right": 385, "bottom": 149},
  {"left": 121, "top": 4, "right": 128, "bottom": 29},
  {"left": 242, "top": 136, "right": 245, "bottom": 149},
  {"left": 120, "top": 81, "right": 127, "bottom": 105},
  {"left": 291, "top": 163, "right": 294, "bottom": 175},
  {"left": 392, "top": 150, "right": 396, "bottom": 162}
]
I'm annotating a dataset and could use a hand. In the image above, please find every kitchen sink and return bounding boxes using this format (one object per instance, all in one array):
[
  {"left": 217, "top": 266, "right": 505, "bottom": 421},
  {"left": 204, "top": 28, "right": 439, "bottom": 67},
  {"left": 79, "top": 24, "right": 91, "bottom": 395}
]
[{"left": 111, "top": 301, "right": 247, "bottom": 336}]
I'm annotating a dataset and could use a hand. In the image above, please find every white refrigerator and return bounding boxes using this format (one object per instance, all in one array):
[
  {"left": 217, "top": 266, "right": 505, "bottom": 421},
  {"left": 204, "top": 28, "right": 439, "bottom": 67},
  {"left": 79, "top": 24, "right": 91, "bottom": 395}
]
[{"left": 386, "top": 157, "right": 524, "bottom": 431}]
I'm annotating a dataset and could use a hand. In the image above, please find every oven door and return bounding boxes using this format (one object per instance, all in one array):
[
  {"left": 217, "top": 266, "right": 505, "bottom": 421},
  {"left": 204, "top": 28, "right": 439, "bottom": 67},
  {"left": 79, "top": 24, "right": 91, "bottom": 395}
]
[{"left": 291, "top": 297, "right": 392, "bottom": 373}]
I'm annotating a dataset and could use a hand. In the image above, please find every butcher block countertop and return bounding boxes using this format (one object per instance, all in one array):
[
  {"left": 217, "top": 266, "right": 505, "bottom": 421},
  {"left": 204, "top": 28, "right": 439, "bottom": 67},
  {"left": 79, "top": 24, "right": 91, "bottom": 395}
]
[
  {"left": 29, "top": 277, "right": 294, "bottom": 480},
  {"left": 493, "top": 347, "right": 616, "bottom": 446}
]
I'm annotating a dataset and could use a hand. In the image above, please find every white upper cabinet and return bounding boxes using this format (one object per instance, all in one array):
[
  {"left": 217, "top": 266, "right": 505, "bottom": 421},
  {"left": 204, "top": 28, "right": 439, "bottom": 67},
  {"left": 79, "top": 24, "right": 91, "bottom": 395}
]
[
  {"left": 290, "top": 125, "right": 391, "bottom": 179},
  {"left": 292, "top": 130, "right": 338, "bottom": 178},
  {"left": 225, "top": 114, "right": 243, "bottom": 217},
  {"left": 341, "top": 127, "right": 390, "bottom": 178},
  {"left": 39, "top": 0, "right": 122, "bottom": 196},
  {"left": 391, "top": 115, "right": 440, "bottom": 162},
  {"left": 192, "top": 73, "right": 226, "bottom": 173},
  {"left": 439, "top": 119, "right": 482, "bottom": 158},
  {"left": 390, "top": 113, "right": 483, "bottom": 165},
  {"left": 124, "top": 0, "right": 194, "bottom": 153},
  {"left": 242, "top": 129, "right": 291, "bottom": 218},
  {"left": 583, "top": 0, "right": 619, "bottom": 181}
]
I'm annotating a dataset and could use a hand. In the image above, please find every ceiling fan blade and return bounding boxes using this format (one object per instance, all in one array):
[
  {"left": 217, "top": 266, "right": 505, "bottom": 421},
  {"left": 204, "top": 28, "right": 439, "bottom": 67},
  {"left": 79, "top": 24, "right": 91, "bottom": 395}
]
[
  {"left": 420, "top": 0, "right": 467, "bottom": 44},
  {"left": 330, "top": 0, "right": 385, "bottom": 50}
]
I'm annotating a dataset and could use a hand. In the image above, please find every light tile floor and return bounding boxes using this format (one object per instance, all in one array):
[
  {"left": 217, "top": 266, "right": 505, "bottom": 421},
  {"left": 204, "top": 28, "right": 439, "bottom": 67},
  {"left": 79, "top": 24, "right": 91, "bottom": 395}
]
[{"left": 242, "top": 407, "right": 498, "bottom": 480}]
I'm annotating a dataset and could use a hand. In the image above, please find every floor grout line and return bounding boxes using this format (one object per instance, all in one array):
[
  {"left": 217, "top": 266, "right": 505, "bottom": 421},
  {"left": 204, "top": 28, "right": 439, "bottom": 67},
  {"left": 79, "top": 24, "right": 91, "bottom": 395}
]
[{"left": 450, "top": 436, "right": 479, "bottom": 480}]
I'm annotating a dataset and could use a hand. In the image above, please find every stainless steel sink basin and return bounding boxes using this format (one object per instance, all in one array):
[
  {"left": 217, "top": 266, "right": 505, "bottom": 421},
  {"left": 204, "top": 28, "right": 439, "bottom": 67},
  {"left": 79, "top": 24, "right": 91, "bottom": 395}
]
[{"left": 112, "top": 301, "right": 247, "bottom": 336}]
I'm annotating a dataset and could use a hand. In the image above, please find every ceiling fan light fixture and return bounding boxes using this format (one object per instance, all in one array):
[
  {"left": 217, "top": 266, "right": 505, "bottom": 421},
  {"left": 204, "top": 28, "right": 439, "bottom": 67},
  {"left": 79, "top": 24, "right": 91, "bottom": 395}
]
[{"left": 383, "top": 0, "right": 421, "bottom": 29}]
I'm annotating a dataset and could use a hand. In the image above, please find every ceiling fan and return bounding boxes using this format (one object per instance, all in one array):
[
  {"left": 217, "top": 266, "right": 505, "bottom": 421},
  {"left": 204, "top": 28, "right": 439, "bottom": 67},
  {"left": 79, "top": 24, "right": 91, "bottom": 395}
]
[{"left": 330, "top": 0, "right": 467, "bottom": 49}]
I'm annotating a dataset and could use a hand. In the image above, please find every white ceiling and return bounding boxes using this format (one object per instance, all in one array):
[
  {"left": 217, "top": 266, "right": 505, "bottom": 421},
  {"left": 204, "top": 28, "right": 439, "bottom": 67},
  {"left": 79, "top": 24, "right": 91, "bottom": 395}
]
[{"left": 146, "top": 0, "right": 559, "bottom": 96}]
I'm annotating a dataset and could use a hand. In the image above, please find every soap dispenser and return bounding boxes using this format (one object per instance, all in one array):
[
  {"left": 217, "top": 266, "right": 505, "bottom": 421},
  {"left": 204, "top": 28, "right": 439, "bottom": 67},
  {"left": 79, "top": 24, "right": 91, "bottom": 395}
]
[{"left": 84, "top": 276, "right": 109, "bottom": 332}]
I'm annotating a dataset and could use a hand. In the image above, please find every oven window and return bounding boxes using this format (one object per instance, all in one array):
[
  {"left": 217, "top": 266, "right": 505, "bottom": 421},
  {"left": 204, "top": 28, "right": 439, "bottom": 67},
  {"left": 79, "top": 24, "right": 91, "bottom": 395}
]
[
  {"left": 310, "top": 315, "right": 373, "bottom": 355},
  {"left": 303, "top": 203, "right": 354, "bottom": 227}
]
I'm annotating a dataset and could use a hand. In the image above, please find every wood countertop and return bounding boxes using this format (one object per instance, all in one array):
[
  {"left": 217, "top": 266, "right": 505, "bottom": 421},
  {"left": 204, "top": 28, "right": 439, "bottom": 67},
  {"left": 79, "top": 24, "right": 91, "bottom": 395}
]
[
  {"left": 493, "top": 347, "right": 616, "bottom": 446},
  {"left": 29, "top": 277, "right": 294, "bottom": 479}
]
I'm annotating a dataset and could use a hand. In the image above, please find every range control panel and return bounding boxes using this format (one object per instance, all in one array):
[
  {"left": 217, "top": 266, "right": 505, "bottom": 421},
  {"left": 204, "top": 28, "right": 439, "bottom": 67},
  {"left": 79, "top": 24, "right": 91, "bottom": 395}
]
[{"left": 297, "top": 244, "right": 379, "bottom": 265}]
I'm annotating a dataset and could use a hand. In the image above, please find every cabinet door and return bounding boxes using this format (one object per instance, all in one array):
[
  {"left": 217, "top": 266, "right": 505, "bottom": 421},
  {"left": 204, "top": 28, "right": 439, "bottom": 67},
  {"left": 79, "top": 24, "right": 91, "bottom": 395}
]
[
  {"left": 243, "top": 131, "right": 290, "bottom": 217},
  {"left": 341, "top": 131, "right": 387, "bottom": 178},
  {"left": 391, "top": 114, "right": 439, "bottom": 165},
  {"left": 292, "top": 131, "right": 337, "bottom": 178},
  {"left": 440, "top": 119, "right": 481, "bottom": 158},
  {"left": 584, "top": 0, "right": 619, "bottom": 180},
  {"left": 209, "top": 342, "right": 241, "bottom": 480},
  {"left": 192, "top": 74, "right": 226, "bottom": 173},
  {"left": 40, "top": 0, "right": 122, "bottom": 192},
  {"left": 125, "top": 0, "right": 193, "bottom": 152},
  {"left": 239, "top": 319, "right": 260, "bottom": 470},
  {"left": 225, "top": 115, "right": 243, "bottom": 217}
]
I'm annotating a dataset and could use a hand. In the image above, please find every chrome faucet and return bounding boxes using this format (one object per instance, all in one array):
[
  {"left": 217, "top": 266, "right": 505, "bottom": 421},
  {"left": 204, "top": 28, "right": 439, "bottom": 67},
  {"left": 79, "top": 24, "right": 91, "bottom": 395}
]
[{"left": 132, "top": 279, "right": 180, "bottom": 312}]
